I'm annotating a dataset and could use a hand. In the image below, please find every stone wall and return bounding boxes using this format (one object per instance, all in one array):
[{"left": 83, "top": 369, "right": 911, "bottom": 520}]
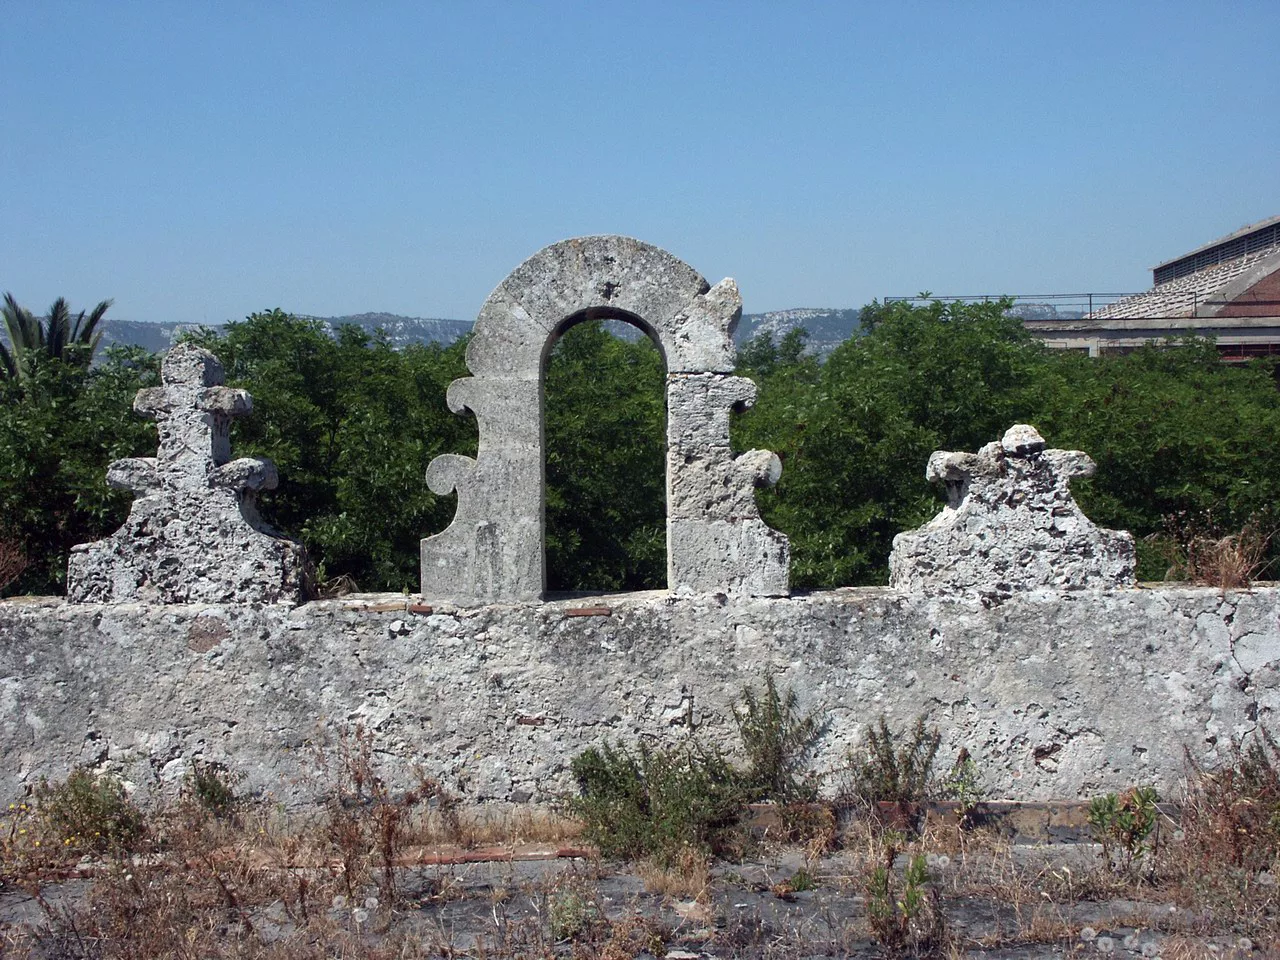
[
  {"left": 13, "top": 236, "right": 1273, "bottom": 810},
  {"left": 3, "top": 585, "right": 1276, "bottom": 807}
]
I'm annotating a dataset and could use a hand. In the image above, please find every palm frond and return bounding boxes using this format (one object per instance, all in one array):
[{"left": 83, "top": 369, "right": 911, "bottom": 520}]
[
  {"left": 69, "top": 299, "right": 112, "bottom": 366},
  {"left": 45, "top": 297, "right": 70, "bottom": 358},
  {"left": 2, "top": 292, "right": 38, "bottom": 376},
  {"left": 0, "top": 293, "right": 114, "bottom": 376}
]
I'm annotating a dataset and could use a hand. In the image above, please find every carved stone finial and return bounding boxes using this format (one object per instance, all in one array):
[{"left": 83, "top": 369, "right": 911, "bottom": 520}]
[
  {"left": 66, "top": 344, "right": 312, "bottom": 605},
  {"left": 888, "top": 425, "right": 1135, "bottom": 598}
]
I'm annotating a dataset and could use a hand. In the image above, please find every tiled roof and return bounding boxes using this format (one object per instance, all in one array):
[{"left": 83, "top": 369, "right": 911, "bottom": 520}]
[{"left": 1090, "top": 245, "right": 1280, "bottom": 319}]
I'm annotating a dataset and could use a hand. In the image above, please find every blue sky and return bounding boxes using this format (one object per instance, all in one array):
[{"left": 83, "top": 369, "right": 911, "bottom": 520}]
[{"left": 3, "top": 1, "right": 1278, "bottom": 325}]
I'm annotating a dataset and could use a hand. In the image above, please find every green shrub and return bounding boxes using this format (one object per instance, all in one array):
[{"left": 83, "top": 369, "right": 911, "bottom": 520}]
[
  {"left": 569, "top": 676, "right": 828, "bottom": 862},
  {"left": 844, "top": 716, "right": 942, "bottom": 805},
  {"left": 569, "top": 740, "right": 749, "bottom": 863},
  {"left": 734, "top": 675, "right": 822, "bottom": 803},
  {"left": 941, "top": 749, "right": 984, "bottom": 826},
  {"left": 34, "top": 768, "right": 144, "bottom": 854},
  {"left": 1087, "top": 786, "right": 1160, "bottom": 873},
  {"left": 184, "top": 759, "right": 243, "bottom": 819},
  {"left": 864, "top": 831, "right": 946, "bottom": 956}
]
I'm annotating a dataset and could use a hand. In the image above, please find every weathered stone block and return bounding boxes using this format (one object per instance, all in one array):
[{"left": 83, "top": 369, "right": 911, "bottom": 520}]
[
  {"left": 889, "top": 425, "right": 1136, "bottom": 597},
  {"left": 666, "top": 373, "right": 758, "bottom": 452},
  {"left": 7, "top": 584, "right": 1267, "bottom": 808},
  {"left": 668, "top": 518, "right": 790, "bottom": 596},
  {"left": 661, "top": 278, "right": 743, "bottom": 374},
  {"left": 499, "top": 235, "right": 709, "bottom": 334},
  {"left": 667, "top": 448, "right": 782, "bottom": 521}
]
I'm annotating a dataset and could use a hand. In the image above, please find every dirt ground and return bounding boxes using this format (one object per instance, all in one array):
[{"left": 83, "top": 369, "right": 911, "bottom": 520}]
[{"left": 0, "top": 839, "right": 1263, "bottom": 959}]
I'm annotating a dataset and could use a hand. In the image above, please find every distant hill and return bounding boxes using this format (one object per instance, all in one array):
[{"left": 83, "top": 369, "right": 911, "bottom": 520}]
[
  {"left": 93, "top": 307, "right": 864, "bottom": 357},
  {"left": 602, "top": 307, "right": 862, "bottom": 354},
  {"left": 295, "top": 313, "right": 473, "bottom": 348},
  {"left": 99, "top": 320, "right": 208, "bottom": 354},
  {"left": 1005, "top": 303, "right": 1087, "bottom": 321},
  {"left": 96, "top": 312, "right": 472, "bottom": 355},
  {"left": 735, "top": 308, "right": 863, "bottom": 354}
]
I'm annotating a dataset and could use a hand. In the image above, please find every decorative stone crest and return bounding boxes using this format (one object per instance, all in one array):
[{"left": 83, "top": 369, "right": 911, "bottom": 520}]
[
  {"left": 66, "top": 344, "right": 312, "bottom": 605},
  {"left": 421, "top": 235, "right": 790, "bottom": 604},
  {"left": 888, "top": 425, "right": 1135, "bottom": 597}
]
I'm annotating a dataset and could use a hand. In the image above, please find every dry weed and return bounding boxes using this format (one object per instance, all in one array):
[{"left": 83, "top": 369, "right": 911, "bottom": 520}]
[
  {"left": 637, "top": 847, "right": 710, "bottom": 900},
  {"left": 0, "top": 536, "right": 27, "bottom": 593},
  {"left": 1154, "top": 511, "right": 1274, "bottom": 588},
  {"left": 420, "top": 805, "right": 583, "bottom": 849}
]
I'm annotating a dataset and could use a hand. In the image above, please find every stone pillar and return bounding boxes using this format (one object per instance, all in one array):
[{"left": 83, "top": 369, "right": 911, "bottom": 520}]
[{"left": 666, "top": 373, "right": 789, "bottom": 596}]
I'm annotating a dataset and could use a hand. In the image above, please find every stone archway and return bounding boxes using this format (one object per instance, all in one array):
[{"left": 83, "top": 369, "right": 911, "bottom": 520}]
[{"left": 421, "top": 236, "right": 789, "bottom": 605}]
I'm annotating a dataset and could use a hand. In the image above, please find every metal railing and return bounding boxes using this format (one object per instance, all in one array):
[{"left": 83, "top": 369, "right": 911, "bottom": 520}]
[{"left": 883, "top": 293, "right": 1145, "bottom": 320}]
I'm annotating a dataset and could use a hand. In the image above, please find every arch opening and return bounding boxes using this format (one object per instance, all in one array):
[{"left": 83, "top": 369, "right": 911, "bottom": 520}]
[
  {"left": 421, "top": 235, "right": 789, "bottom": 606},
  {"left": 542, "top": 313, "right": 667, "bottom": 593}
]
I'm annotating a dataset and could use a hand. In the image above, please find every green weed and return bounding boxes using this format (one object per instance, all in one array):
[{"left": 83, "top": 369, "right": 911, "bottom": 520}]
[
  {"left": 1087, "top": 786, "right": 1160, "bottom": 874},
  {"left": 734, "top": 675, "right": 823, "bottom": 804},
  {"left": 33, "top": 768, "right": 144, "bottom": 854},
  {"left": 568, "top": 740, "right": 748, "bottom": 863},
  {"left": 844, "top": 716, "right": 942, "bottom": 806}
]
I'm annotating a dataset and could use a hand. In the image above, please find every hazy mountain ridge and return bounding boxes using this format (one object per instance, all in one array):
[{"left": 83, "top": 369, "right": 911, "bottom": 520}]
[
  {"left": 95, "top": 320, "right": 207, "bottom": 354},
  {"left": 95, "top": 313, "right": 473, "bottom": 354},
  {"left": 94, "top": 308, "right": 865, "bottom": 355},
  {"left": 296, "top": 313, "right": 473, "bottom": 348},
  {"left": 735, "top": 308, "right": 863, "bottom": 353},
  {"left": 1006, "top": 303, "right": 1087, "bottom": 321}
]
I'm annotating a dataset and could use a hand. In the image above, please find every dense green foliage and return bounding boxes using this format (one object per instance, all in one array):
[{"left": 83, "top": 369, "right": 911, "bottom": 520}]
[
  {"left": 0, "top": 345, "right": 159, "bottom": 593},
  {"left": 738, "top": 299, "right": 1280, "bottom": 584},
  {"left": 3, "top": 298, "right": 1280, "bottom": 596},
  {"left": 183, "top": 310, "right": 475, "bottom": 591},
  {"left": 544, "top": 321, "right": 666, "bottom": 591}
]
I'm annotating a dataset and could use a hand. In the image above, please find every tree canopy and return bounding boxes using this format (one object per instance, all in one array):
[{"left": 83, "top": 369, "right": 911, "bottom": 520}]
[{"left": 3, "top": 301, "right": 1279, "bottom": 597}]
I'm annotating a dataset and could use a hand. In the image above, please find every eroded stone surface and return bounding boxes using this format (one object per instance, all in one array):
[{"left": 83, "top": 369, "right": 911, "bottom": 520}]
[
  {"left": 889, "top": 425, "right": 1135, "bottom": 597},
  {"left": 2, "top": 586, "right": 1272, "bottom": 807},
  {"left": 66, "top": 344, "right": 312, "bottom": 606},
  {"left": 422, "top": 236, "right": 789, "bottom": 604}
]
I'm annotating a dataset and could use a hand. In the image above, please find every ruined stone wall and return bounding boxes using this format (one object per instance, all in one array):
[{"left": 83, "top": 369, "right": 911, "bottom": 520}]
[
  {"left": 3, "top": 585, "right": 1276, "bottom": 807},
  {"left": 15, "top": 235, "right": 1271, "bottom": 810}
]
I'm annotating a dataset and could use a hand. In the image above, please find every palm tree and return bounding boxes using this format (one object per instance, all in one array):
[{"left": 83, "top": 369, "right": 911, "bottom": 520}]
[{"left": 1, "top": 293, "right": 112, "bottom": 379}]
